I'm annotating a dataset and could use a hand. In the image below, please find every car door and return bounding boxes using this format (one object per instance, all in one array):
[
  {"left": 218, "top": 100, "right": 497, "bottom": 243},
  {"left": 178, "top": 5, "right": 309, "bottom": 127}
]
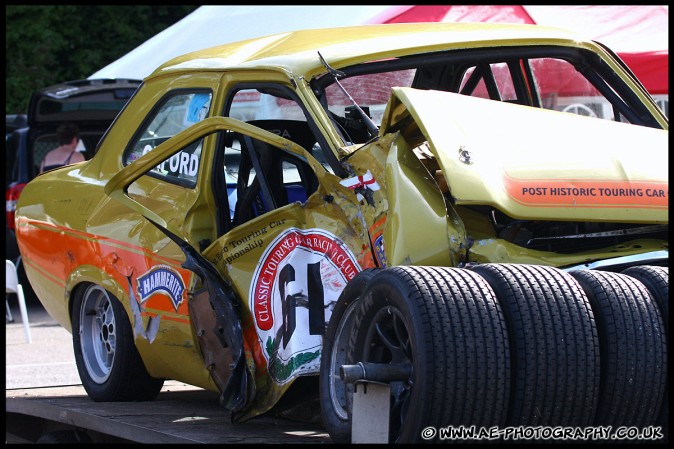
[{"left": 107, "top": 116, "right": 375, "bottom": 420}]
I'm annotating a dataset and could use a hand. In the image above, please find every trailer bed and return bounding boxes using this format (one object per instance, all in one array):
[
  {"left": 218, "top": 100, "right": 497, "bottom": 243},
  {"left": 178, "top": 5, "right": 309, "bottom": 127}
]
[{"left": 6, "top": 381, "right": 331, "bottom": 444}]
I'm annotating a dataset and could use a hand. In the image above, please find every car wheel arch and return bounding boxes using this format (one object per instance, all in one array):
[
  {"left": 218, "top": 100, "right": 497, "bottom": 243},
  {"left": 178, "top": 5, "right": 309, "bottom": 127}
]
[{"left": 65, "top": 266, "right": 134, "bottom": 330}]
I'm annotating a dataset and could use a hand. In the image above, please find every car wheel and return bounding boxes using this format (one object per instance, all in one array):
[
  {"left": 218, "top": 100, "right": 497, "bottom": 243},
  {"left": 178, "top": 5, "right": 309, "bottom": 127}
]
[
  {"left": 319, "top": 268, "right": 378, "bottom": 444},
  {"left": 570, "top": 270, "right": 667, "bottom": 428},
  {"left": 72, "top": 283, "right": 164, "bottom": 402},
  {"left": 470, "top": 263, "right": 599, "bottom": 427},
  {"left": 346, "top": 266, "right": 510, "bottom": 443}
]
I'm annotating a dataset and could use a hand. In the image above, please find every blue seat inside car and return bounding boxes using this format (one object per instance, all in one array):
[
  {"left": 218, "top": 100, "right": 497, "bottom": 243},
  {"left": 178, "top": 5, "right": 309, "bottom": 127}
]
[
  {"left": 285, "top": 184, "right": 307, "bottom": 203},
  {"left": 227, "top": 184, "right": 306, "bottom": 219}
]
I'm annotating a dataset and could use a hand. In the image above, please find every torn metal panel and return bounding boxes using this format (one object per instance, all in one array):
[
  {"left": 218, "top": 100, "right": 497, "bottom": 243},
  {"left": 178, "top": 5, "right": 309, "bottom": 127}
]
[
  {"left": 189, "top": 288, "right": 236, "bottom": 395},
  {"left": 149, "top": 220, "right": 253, "bottom": 415}
]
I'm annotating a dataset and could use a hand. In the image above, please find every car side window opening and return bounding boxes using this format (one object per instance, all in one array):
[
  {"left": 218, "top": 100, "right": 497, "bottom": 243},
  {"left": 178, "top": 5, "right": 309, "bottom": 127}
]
[
  {"left": 218, "top": 131, "right": 318, "bottom": 232},
  {"left": 217, "top": 85, "right": 327, "bottom": 233},
  {"left": 228, "top": 86, "right": 334, "bottom": 172},
  {"left": 324, "top": 69, "right": 417, "bottom": 145},
  {"left": 124, "top": 91, "right": 212, "bottom": 186},
  {"left": 456, "top": 57, "right": 631, "bottom": 122},
  {"left": 459, "top": 62, "right": 519, "bottom": 103},
  {"left": 529, "top": 58, "right": 619, "bottom": 120}
]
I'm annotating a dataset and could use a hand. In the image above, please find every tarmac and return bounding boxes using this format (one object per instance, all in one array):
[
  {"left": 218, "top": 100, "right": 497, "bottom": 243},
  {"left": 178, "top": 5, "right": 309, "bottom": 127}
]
[
  {"left": 5, "top": 299, "right": 81, "bottom": 390},
  {"left": 5, "top": 298, "right": 332, "bottom": 444},
  {"left": 6, "top": 300, "right": 89, "bottom": 443}
]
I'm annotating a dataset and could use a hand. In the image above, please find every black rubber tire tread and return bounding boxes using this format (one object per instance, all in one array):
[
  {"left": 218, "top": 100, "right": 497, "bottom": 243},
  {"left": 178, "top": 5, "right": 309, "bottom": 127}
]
[
  {"left": 72, "top": 284, "right": 164, "bottom": 402},
  {"left": 348, "top": 266, "right": 510, "bottom": 443},
  {"left": 570, "top": 269, "right": 667, "bottom": 428},
  {"left": 621, "top": 265, "right": 668, "bottom": 332},
  {"left": 470, "top": 263, "right": 599, "bottom": 427},
  {"left": 621, "top": 265, "right": 669, "bottom": 439},
  {"left": 319, "top": 268, "right": 379, "bottom": 444}
]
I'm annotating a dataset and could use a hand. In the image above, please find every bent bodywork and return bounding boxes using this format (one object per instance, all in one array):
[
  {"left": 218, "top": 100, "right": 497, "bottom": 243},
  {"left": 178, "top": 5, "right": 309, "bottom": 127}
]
[
  {"left": 15, "top": 86, "right": 668, "bottom": 421},
  {"left": 174, "top": 89, "right": 668, "bottom": 418},
  {"left": 355, "top": 88, "right": 668, "bottom": 268}
]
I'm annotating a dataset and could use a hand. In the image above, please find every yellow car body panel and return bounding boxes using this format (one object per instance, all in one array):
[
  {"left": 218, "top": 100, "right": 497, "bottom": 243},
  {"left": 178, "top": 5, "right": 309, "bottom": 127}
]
[
  {"left": 16, "top": 213, "right": 217, "bottom": 390},
  {"left": 155, "top": 22, "right": 618, "bottom": 82}
]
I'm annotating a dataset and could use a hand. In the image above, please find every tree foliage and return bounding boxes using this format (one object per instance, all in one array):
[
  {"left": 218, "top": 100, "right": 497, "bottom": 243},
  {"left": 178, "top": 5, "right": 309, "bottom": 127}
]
[{"left": 5, "top": 5, "right": 199, "bottom": 113}]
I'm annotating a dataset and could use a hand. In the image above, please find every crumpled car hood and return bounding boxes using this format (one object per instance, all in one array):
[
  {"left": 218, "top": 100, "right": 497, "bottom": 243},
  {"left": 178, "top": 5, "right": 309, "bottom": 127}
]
[{"left": 380, "top": 87, "right": 668, "bottom": 223}]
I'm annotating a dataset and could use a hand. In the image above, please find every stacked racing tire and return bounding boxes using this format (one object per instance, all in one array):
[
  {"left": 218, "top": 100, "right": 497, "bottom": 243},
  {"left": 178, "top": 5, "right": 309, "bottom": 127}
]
[{"left": 320, "top": 263, "right": 668, "bottom": 443}]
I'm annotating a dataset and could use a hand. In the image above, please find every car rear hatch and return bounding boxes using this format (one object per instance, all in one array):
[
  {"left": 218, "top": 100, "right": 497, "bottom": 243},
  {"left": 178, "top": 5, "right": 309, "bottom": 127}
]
[{"left": 26, "top": 78, "right": 141, "bottom": 128}]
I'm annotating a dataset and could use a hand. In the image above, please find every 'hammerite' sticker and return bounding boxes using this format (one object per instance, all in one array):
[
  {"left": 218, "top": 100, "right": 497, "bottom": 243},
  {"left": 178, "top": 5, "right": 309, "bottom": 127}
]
[
  {"left": 136, "top": 265, "right": 186, "bottom": 311},
  {"left": 250, "top": 228, "right": 361, "bottom": 385}
]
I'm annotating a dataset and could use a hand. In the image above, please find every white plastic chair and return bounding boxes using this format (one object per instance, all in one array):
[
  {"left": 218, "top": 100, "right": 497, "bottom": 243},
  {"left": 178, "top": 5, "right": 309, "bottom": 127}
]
[{"left": 6, "top": 259, "right": 32, "bottom": 343}]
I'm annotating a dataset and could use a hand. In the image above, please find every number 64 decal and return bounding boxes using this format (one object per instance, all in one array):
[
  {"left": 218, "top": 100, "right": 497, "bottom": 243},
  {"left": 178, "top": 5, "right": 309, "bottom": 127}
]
[
  {"left": 251, "top": 228, "right": 361, "bottom": 382},
  {"left": 277, "top": 262, "right": 325, "bottom": 350}
]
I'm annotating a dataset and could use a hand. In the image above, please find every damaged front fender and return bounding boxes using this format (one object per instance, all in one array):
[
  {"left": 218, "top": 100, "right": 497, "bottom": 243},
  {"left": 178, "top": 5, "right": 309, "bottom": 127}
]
[{"left": 383, "top": 132, "right": 467, "bottom": 266}]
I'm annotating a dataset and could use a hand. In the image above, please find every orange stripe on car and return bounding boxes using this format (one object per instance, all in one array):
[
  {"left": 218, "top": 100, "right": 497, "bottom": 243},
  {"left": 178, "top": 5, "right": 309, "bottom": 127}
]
[{"left": 16, "top": 218, "right": 192, "bottom": 317}]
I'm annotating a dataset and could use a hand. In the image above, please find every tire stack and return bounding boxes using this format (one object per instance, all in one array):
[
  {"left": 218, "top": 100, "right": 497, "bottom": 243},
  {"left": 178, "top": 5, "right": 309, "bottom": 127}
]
[
  {"left": 320, "top": 264, "right": 668, "bottom": 443},
  {"left": 569, "top": 269, "right": 666, "bottom": 429},
  {"left": 620, "top": 265, "right": 669, "bottom": 440},
  {"left": 470, "top": 264, "right": 600, "bottom": 429}
]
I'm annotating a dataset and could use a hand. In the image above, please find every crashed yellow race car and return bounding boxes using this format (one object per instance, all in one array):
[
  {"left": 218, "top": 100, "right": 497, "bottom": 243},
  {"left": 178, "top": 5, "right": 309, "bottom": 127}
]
[{"left": 16, "top": 22, "right": 668, "bottom": 443}]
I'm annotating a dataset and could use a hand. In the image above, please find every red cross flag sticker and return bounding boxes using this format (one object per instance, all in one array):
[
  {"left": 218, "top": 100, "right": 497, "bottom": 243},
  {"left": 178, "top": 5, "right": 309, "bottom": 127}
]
[{"left": 339, "top": 170, "right": 380, "bottom": 201}]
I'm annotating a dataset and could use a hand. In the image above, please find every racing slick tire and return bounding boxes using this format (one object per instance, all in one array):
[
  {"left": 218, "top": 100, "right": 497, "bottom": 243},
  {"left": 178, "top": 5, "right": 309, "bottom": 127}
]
[
  {"left": 72, "top": 283, "right": 164, "bottom": 402},
  {"left": 346, "top": 266, "right": 510, "bottom": 443},
  {"left": 470, "top": 263, "right": 600, "bottom": 428},
  {"left": 320, "top": 268, "right": 379, "bottom": 444},
  {"left": 570, "top": 270, "right": 667, "bottom": 428}
]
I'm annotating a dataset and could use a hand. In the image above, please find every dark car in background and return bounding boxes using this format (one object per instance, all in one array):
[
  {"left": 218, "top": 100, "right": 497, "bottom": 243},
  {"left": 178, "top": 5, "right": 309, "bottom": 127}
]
[
  {"left": 6, "top": 114, "right": 28, "bottom": 138},
  {"left": 5, "top": 78, "right": 141, "bottom": 293}
]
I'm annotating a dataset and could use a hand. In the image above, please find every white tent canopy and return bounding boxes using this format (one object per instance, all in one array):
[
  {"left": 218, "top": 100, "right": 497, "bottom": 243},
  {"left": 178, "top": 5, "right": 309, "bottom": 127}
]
[
  {"left": 89, "top": 5, "right": 393, "bottom": 80},
  {"left": 90, "top": 5, "right": 667, "bottom": 100}
]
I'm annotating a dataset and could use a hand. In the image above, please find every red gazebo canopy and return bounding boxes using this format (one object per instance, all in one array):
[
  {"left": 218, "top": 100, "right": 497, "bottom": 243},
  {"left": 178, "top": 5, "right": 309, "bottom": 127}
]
[{"left": 370, "top": 5, "right": 668, "bottom": 95}]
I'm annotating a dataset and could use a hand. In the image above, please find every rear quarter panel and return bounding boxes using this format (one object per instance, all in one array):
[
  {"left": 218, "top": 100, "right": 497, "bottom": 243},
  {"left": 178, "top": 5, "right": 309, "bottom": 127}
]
[{"left": 15, "top": 165, "right": 216, "bottom": 390}]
